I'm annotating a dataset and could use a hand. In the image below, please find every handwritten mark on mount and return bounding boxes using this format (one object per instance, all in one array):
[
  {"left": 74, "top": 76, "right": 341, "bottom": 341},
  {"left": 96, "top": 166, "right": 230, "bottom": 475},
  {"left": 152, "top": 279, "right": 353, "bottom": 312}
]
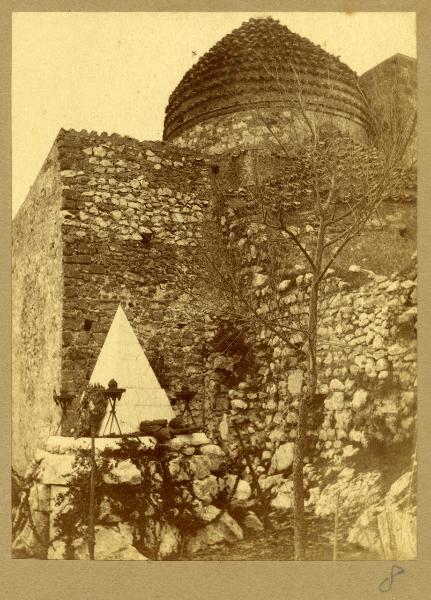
[{"left": 379, "top": 564, "right": 405, "bottom": 592}]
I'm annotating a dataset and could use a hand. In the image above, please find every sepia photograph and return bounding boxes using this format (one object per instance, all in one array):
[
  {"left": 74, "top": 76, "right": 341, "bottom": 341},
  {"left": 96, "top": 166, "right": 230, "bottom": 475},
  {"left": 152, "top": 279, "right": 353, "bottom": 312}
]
[{"left": 11, "top": 10, "right": 417, "bottom": 563}]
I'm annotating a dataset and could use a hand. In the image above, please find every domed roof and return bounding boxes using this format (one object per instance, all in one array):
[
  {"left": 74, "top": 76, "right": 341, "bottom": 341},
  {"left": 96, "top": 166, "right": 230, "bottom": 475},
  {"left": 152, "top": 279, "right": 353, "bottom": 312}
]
[{"left": 163, "top": 17, "right": 369, "bottom": 141}]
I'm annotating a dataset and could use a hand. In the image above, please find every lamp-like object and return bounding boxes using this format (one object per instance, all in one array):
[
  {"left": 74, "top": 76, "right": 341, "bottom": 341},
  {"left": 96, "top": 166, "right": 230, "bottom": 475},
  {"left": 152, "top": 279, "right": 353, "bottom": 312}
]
[
  {"left": 53, "top": 388, "right": 74, "bottom": 432},
  {"left": 175, "top": 386, "right": 198, "bottom": 427},
  {"left": 101, "top": 378, "right": 126, "bottom": 436}
]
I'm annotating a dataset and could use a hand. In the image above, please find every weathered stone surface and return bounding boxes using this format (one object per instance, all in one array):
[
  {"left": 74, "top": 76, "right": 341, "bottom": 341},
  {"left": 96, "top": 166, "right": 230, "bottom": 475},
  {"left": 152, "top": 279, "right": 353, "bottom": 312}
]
[
  {"left": 103, "top": 459, "right": 142, "bottom": 485},
  {"left": 38, "top": 452, "right": 75, "bottom": 485},
  {"left": 258, "top": 473, "right": 284, "bottom": 491},
  {"left": 315, "top": 471, "right": 382, "bottom": 518},
  {"left": 188, "top": 455, "right": 211, "bottom": 479},
  {"left": 348, "top": 471, "right": 416, "bottom": 559},
  {"left": 193, "top": 475, "right": 219, "bottom": 504},
  {"left": 224, "top": 475, "right": 252, "bottom": 501},
  {"left": 242, "top": 511, "right": 264, "bottom": 532},
  {"left": 287, "top": 370, "right": 303, "bottom": 395},
  {"left": 73, "top": 524, "right": 147, "bottom": 560},
  {"left": 271, "top": 480, "right": 294, "bottom": 510},
  {"left": 269, "top": 443, "right": 294, "bottom": 474},
  {"left": 158, "top": 523, "right": 181, "bottom": 559},
  {"left": 48, "top": 540, "right": 67, "bottom": 560},
  {"left": 186, "top": 512, "right": 243, "bottom": 553},
  {"left": 199, "top": 444, "right": 226, "bottom": 471}
]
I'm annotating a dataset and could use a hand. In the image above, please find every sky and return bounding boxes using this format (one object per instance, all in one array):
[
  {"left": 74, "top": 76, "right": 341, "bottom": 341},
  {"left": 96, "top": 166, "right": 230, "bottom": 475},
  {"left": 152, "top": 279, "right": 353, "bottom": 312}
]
[{"left": 12, "top": 12, "right": 417, "bottom": 216}]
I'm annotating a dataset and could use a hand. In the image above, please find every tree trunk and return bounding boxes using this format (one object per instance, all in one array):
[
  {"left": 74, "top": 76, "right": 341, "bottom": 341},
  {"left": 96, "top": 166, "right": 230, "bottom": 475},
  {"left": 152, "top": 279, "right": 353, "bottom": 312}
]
[
  {"left": 292, "top": 218, "right": 324, "bottom": 560},
  {"left": 89, "top": 422, "right": 96, "bottom": 560}
]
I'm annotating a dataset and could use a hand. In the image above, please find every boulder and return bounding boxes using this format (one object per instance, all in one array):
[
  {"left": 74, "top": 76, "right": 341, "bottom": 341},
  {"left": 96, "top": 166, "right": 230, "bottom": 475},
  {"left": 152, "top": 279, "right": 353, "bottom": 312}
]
[
  {"left": 187, "top": 512, "right": 243, "bottom": 554},
  {"left": 269, "top": 442, "right": 295, "bottom": 474},
  {"left": 73, "top": 524, "right": 147, "bottom": 560},
  {"left": 258, "top": 474, "right": 284, "bottom": 491},
  {"left": 352, "top": 389, "right": 368, "bottom": 409},
  {"left": 193, "top": 475, "right": 219, "bottom": 504},
  {"left": 199, "top": 444, "right": 226, "bottom": 471},
  {"left": 48, "top": 540, "right": 67, "bottom": 560},
  {"left": 271, "top": 481, "right": 294, "bottom": 510},
  {"left": 194, "top": 504, "right": 221, "bottom": 523},
  {"left": 348, "top": 470, "right": 416, "bottom": 560},
  {"left": 158, "top": 523, "right": 181, "bottom": 559},
  {"left": 287, "top": 370, "right": 303, "bottom": 396},
  {"left": 103, "top": 459, "right": 142, "bottom": 485},
  {"left": 242, "top": 511, "right": 264, "bottom": 532},
  {"left": 188, "top": 455, "right": 211, "bottom": 479},
  {"left": 224, "top": 475, "right": 252, "bottom": 501},
  {"left": 315, "top": 471, "right": 382, "bottom": 518}
]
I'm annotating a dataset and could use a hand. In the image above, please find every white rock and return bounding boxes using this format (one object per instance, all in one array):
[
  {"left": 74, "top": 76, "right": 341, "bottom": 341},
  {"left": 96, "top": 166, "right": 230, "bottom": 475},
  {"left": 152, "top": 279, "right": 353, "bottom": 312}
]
[
  {"left": 104, "top": 459, "right": 142, "bottom": 485},
  {"left": 270, "top": 442, "right": 295, "bottom": 473},
  {"left": 158, "top": 523, "right": 181, "bottom": 559},
  {"left": 186, "top": 513, "right": 243, "bottom": 553},
  {"left": 271, "top": 481, "right": 294, "bottom": 510},
  {"left": 193, "top": 475, "right": 219, "bottom": 504},
  {"left": 324, "top": 392, "right": 344, "bottom": 411},
  {"left": 194, "top": 504, "right": 221, "bottom": 522},
  {"left": 225, "top": 475, "right": 252, "bottom": 501},
  {"left": 287, "top": 370, "right": 303, "bottom": 396},
  {"left": 38, "top": 452, "right": 75, "bottom": 485},
  {"left": 258, "top": 474, "right": 284, "bottom": 491},
  {"left": 253, "top": 273, "right": 269, "bottom": 287},
  {"left": 352, "top": 389, "right": 368, "bottom": 409},
  {"left": 278, "top": 279, "right": 291, "bottom": 292},
  {"left": 188, "top": 455, "right": 211, "bottom": 479},
  {"left": 242, "top": 512, "right": 264, "bottom": 532},
  {"left": 329, "top": 378, "right": 345, "bottom": 391},
  {"left": 73, "top": 524, "right": 147, "bottom": 560},
  {"left": 93, "top": 146, "right": 107, "bottom": 157},
  {"left": 199, "top": 444, "right": 226, "bottom": 471}
]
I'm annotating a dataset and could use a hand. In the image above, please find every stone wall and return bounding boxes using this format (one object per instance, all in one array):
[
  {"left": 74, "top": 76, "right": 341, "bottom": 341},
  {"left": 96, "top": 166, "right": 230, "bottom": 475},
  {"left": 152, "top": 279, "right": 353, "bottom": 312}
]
[
  {"left": 55, "top": 129, "right": 215, "bottom": 432},
  {"left": 170, "top": 108, "right": 369, "bottom": 155},
  {"left": 12, "top": 143, "right": 64, "bottom": 472},
  {"left": 14, "top": 433, "right": 253, "bottom": 560}
]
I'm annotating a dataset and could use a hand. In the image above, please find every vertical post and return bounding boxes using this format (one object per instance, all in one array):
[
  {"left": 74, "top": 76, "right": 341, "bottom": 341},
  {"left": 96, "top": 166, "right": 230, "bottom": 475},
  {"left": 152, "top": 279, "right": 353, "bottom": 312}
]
[
  {"left": 333, "top": 491, "right": 339, "bottom": 561},
  {"left": 89, "top": 420, "right": 96, "bottom": 560}
]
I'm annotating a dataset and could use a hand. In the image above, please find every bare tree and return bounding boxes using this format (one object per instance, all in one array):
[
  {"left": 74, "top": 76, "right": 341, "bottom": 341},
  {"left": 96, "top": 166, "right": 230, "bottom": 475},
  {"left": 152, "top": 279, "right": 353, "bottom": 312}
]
[{"left": 177, "top": 48, "right": 415, "bottom": 560}]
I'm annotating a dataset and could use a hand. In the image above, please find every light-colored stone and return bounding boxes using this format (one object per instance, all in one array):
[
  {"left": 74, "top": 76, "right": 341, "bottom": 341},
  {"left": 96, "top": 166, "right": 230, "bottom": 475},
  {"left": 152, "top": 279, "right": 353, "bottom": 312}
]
[
  {"left": 329, "top": 378, "right": 345, "bottom": 391},
  {"left": 193, "top": 475, "right": 219, "bottom": 504},
  {"left": 158, "top": 523, "right": 181, "bottom": 559},
  {"left": 199, "top": 444, "right": 226, "bottom": 471},
  {"left": 186, "top": 512, "right": 243, "bottom": 553},
  {"left": 38, "top": 452, "right": 75, "bottom": 485},
  {"left": 104, "top": 459, "right": 142, "bottom": 485},
  {"left": 194, "top": 504, "right": 221, "bottom": 522},
  {"left": 47, "top": 540, "right": 67, "bottom": 560},
  {"left": 324, "top": 392, "right": 344, "bottom": 411},
  {"left": 287, "top": 370, "right": 303, "bottom": 396},
  {"left": 188, "top": 455, "right": 211, "bottom": 479},
  {"left": 271, "top": 481, "right": 294, "bottom": 510},
  {"left": 269, "top": 442, "right": 295, "bottom": 474},
  {"left": 73, "top": 524, "right": 147, "bottom": 560},
  {"left": 175, "top": 432, "right": 211, "bottom": 446},
  {"left": 352, "top": 389, "right": 368, "bottom": 409},
  {"left": 242, "top": 511, "right": 264, "bottom": 532},
  {"left": 258, "top": 474, "right": 284, "bottom": 491}
]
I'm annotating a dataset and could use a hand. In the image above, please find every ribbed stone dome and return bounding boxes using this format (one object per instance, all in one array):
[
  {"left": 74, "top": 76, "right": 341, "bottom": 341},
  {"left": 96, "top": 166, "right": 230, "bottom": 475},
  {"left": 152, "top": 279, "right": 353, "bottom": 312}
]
[{"left": 163, "top": 17, "right": 369, "bottom": 142}]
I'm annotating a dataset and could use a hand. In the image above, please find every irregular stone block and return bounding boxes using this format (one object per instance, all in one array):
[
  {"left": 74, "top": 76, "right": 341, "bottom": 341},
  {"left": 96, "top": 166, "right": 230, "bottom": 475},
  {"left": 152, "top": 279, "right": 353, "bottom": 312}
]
[
  {"left": 188, "top": 455, "right": 211, "bottom": 479},
  {"left": 186, "top": 512, "right": 243, "bottom": 554},
  {"left": 103, "top": 459, "right": 142, "bottom": 485},
  {"left": 193, "top": 475, "right": 219, "bottom": 504},
  {"left": 269, "top": 442, "right": 294, "bottom": 474}
]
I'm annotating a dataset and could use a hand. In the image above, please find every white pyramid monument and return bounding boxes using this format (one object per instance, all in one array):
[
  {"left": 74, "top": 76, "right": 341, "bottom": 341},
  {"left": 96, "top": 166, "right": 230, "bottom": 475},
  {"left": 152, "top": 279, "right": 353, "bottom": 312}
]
[{"left": 89, "top": 304, "right": 175, "bottom": 435}]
